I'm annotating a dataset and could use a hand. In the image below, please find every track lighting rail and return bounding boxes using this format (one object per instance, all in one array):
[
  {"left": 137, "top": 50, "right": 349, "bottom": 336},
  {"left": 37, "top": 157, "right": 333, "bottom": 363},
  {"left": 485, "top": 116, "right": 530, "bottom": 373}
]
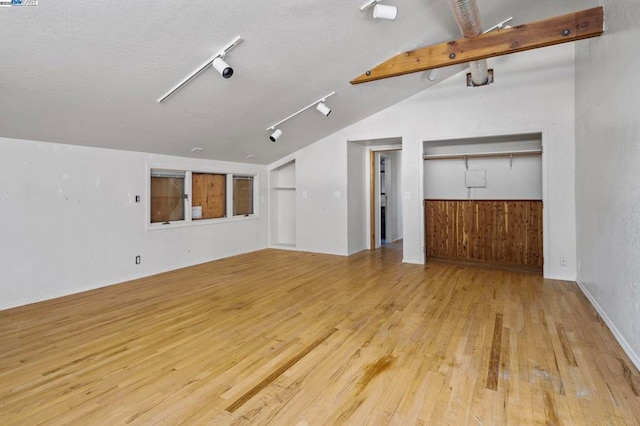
[
  {"left": 266, "top": 92, "right": 335, "bottom": 131},
  {"left": 157, "top": 36, "right": 243, "bottom": 104}
]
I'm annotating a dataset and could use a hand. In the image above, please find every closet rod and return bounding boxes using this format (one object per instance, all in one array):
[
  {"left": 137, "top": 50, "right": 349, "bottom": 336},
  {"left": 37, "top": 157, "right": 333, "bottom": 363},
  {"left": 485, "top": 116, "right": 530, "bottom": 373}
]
[{"left": 423, "top": 149, "right": 542, "bottom": 161}]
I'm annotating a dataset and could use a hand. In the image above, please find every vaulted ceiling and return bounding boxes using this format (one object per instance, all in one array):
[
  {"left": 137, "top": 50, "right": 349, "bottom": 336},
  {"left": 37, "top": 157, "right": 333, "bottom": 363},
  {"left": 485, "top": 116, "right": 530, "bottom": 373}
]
[{"left": 0, "top": 0, "right": 591, "bottom": 164}]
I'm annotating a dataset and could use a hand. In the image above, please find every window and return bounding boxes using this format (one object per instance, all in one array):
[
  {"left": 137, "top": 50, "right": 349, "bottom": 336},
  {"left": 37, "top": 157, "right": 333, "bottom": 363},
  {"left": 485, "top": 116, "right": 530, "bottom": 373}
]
[
  {"left": 192, "top": 173, "right": 226, "bottom": 220},
  {"left": 233, "top": 175, "right": 254, "bottom": 216},
  {"left": 150, "top": 170, "right": 185, "bottom": 223},
  {"left": 149, "top": 168, "right": 257, "bottom": 227}
]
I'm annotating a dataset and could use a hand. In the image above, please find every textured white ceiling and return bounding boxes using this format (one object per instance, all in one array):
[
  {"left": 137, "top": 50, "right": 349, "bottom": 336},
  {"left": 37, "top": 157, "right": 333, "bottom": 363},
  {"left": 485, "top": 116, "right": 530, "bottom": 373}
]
[{"left": 0, "top": 0, "right": 590, "bottom": 164}]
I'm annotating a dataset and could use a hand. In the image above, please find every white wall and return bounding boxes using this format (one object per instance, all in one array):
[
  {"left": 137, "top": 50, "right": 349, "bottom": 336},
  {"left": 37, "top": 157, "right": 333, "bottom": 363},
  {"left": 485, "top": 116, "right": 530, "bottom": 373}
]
[
  {"left": 269, "top": 160, "right": 296, "bottom": 246},
  {"left": 275, "top": 190, "right": 296, "bottom": 245},
  {"left": 574, "top": 0, "right": 640, "bottom": 368},
  {"left": 423, "top": 138, "right": 542, "bottom": 200},
  {"left": 347, "top": 142, "right": 368, "bottom": 254},
  {"left": 0, "top": 137, "right": 268, "bottom": 310},
  {"left": 273, "top": 43, "right": 576, "bottom": 279},
  {"left": 424, "top": 156, "right": 542, "bottom": 200},
  {"left": 292, "top": 138, "right": 349, "bottom": 256}
]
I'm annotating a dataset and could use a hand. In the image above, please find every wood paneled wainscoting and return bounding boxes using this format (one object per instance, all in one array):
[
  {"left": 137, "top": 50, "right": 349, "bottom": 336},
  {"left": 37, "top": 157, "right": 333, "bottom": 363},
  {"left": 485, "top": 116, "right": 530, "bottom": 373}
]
[{"left": 425, "top": 199, "right": 543, "bottom": 271}]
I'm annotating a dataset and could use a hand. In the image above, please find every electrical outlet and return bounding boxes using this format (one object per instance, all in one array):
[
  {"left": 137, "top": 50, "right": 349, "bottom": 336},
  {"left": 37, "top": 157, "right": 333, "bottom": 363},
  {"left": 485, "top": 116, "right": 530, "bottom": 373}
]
[
  {"left": 135, "top": 255, "right": 141, "bottom": 265},
  {"left": 560, "top": 256, "right": 566, "bottom": 266}
]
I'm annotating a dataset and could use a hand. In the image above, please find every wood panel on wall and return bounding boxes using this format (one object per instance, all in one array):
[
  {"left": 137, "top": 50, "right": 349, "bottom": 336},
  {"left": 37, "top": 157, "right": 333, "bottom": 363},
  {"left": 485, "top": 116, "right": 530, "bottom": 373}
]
[
  {"left": 425, "top": 200, "right": 543, "bottom": 268},
  {"left": 192, "top": 173, "right": 226, "bottom": 219}
]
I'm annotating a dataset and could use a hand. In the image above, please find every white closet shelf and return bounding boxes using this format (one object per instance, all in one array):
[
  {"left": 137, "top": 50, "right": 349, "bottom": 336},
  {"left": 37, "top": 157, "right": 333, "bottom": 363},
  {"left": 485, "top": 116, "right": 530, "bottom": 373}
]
[{"left": 423, "top": 149, "right": 542, "bottom": 160}]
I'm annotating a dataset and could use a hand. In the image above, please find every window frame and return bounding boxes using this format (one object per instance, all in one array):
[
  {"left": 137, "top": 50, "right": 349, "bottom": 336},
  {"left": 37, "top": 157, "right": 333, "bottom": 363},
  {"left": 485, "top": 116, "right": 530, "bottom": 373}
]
[{"left": 146, "top": 165, "right": 259, "bottom": 230}]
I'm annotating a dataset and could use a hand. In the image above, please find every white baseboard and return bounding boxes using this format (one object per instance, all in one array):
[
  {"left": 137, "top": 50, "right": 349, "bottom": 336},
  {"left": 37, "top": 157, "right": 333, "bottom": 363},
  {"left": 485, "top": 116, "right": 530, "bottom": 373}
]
[
  {"left": 545, "top": 272, "right": 576, "bottom": 281},
  {"left": 291, "top": 246, "right": 348, "bottom": 257},
  {"left": 576, "top": 279, "right": 640, "bottom": 372},
  {"left": 402, "top": 257, "right": 424, "bottom": 265}
]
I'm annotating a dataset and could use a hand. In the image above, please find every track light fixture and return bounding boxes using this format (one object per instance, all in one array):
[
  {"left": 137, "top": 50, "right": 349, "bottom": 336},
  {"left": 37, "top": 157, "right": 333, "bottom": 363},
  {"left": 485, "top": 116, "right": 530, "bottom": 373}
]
[
  {"left": 360, "top": 0, "right": 397, "bottom": 21},
  {"left": 212, "top": 57, "right": 233, "bottom": 79},
  {"left": 315, "top": 102, "right": 331, "bottom": 117},
  {"left": 270, "top": 129, "right": 283, "bottom": 142},
  {"left": 266, "top": 91, "right": 335, "bottom": 142},
  {"left": 483, "top": 17, "right": 513, "bottom": 33},
  {"left": 157, "top": 35, "right": 243, "bottom": 103}
]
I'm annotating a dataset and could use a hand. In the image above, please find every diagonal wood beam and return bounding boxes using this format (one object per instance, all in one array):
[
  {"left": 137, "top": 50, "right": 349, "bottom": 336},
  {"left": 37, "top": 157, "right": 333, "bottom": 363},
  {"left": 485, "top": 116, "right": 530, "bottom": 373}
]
[{"left": 350, "top": 6, "right": 604, "bottom": 84}]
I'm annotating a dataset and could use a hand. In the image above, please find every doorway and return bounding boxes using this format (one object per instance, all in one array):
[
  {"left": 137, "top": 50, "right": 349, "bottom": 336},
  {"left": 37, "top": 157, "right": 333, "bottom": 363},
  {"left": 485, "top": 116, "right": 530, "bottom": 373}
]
[
  {"left": 371, "top": 149, "right": 402, "bottom": 250},
  {"left": 346, "top": 137, "right": 402, "bottom": 255},
  {"left": 379, "top": 155, "right": 391, "bottom": 245}
]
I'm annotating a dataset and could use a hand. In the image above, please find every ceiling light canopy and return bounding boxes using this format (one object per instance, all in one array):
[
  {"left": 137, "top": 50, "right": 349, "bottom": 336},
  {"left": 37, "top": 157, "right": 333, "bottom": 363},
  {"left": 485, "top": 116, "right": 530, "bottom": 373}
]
[
  {"left": 266, "top": 91, "right": 335, "bottom": 142},
  {"left": 157, "top": 35, "right": 243, "bottom": 103},
  {"left": 360, "top": 0, "right": 397, "bottom": 21}
]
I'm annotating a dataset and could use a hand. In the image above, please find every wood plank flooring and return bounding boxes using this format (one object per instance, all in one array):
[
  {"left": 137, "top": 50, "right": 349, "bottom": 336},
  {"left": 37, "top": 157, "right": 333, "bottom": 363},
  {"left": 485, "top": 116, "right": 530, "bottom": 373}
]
[{"left": 1, "top": 245, "right": 639, "bottom": 425}]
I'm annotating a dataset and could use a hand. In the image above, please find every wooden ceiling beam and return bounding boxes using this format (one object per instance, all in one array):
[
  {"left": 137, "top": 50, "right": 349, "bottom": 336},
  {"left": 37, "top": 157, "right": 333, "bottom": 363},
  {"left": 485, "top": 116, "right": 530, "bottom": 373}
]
[{"left": 350, "top": 6, "right": 604, "bottom": 84}]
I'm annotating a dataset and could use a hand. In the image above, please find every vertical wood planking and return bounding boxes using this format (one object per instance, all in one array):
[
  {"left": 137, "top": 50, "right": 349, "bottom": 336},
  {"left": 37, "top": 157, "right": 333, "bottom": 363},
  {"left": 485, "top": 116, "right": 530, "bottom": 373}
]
[
  {"left": 424, "top": 200, "right": 543, "bottom": 268},
  {"left": 192, "top": 173, "right": 226, "bottom": 219},
  {"left": 530, "top": 202, "right": 543, "bottom": 266}
]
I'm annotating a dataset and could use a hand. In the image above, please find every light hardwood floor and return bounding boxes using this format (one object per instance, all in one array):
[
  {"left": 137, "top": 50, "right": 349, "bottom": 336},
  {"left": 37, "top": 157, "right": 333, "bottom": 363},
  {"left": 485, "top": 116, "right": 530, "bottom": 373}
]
[{"left": 1, "top": 245, "right": 639, "bottom": 425}]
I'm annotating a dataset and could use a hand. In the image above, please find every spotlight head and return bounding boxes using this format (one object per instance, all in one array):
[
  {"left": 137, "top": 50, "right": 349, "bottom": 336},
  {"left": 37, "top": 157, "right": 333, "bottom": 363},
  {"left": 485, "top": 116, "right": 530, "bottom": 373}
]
[
  {"left": 315, "top": 102, "right": 331, "bottom": 117},
  {"left": 212, "top": 57, "right": 233, "bottom": 78},
  {"left": 269, "top": 129, "right": 282, "bottom": 142},
  {"left": 373, "top": 4, "right": 397, "bottom": 20}
]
